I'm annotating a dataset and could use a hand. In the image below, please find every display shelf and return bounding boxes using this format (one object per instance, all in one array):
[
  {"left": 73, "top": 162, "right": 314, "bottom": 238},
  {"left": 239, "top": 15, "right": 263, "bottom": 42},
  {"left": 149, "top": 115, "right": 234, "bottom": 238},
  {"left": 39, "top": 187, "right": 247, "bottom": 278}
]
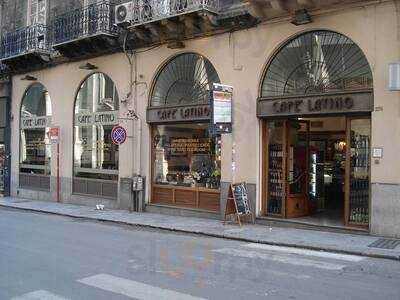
[
  {"left": 349, "top": 133, "right": 370, "bottom": 225},
  {"left": 267, "top": 144, "right": 284, "bottom": 215}
]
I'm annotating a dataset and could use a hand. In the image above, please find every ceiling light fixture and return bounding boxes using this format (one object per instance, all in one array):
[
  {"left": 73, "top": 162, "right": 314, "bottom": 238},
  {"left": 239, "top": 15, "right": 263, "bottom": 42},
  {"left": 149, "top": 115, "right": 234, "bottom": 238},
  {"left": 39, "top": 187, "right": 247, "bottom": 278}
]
[
  {"left": 291, "top": 9, "right": 312, "bottom": 26},
  {"left": 79, "top": 63, "right": 98, "bottom": 70},
  {"left": 167, "top": 40, "right": 185, "bottom": 49},
  {"left": 20, "top": 75, "right": 37, "bottom": 81}
]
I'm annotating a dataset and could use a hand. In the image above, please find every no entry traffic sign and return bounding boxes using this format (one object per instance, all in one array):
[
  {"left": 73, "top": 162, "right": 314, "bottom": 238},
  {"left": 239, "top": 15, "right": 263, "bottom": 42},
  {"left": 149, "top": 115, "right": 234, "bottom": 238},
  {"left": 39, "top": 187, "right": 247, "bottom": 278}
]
[{"left": 111, "top": 125, "right": 127, "bottom": 145}]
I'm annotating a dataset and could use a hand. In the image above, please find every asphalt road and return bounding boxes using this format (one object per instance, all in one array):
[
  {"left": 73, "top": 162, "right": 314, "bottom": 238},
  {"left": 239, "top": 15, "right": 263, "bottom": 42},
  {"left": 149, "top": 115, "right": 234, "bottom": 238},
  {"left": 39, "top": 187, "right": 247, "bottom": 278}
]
[{"left": 1, "top": 207, "right": 400, "bottom": 300}]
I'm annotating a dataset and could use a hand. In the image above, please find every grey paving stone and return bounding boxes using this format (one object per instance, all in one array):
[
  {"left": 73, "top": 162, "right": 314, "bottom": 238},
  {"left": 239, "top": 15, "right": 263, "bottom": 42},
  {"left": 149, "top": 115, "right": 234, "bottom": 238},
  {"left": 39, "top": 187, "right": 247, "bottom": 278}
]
[{"left": 0, "top": 197, "right": 399, "bottom": 261}]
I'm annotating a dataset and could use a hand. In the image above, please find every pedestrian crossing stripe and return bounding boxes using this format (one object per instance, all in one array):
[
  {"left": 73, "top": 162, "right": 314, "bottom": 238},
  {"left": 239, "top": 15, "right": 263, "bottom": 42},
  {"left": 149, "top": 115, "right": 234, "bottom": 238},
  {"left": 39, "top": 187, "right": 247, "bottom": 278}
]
[
  {"left": 77, "top": 273, "right": 207, "bottom": 300},
  {"left": 213, "top": 248, "right": 347, "bottom": 270},
  {"left": 11, "top": 290, "right": 69, "bottom": 300},
  {"left": 244, "top": 243, "right": 365, "bottom": 262}
]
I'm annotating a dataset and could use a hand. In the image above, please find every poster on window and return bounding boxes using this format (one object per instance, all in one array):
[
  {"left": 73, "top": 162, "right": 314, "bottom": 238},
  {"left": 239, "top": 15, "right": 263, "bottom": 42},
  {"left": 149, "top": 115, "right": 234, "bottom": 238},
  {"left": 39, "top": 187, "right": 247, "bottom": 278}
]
[
  {"left": 169, "top": 138, "right": 211, "bottom": 155},
  {"left": 212, "top": 83, "right": 232, "bottom": 134}
]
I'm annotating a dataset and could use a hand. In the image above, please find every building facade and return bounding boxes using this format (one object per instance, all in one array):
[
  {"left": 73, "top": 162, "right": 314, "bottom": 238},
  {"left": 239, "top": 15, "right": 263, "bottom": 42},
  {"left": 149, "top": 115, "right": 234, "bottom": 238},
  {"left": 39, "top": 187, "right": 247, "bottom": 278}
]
[{"left": 1, "top": 0, "right": 400, "bottom": 238}]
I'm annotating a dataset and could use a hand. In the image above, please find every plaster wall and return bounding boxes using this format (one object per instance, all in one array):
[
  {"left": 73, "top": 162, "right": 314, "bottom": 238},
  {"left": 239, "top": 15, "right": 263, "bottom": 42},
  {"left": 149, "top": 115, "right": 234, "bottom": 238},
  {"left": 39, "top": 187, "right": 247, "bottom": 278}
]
[{"left": 9, "top": 1, "right": 400, "bottom": 236}]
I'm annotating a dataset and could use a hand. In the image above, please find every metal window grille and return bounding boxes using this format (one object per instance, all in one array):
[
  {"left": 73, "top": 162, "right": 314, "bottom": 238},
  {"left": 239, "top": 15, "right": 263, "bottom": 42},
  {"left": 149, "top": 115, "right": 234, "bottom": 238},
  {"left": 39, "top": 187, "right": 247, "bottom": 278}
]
[
  {"left": 261, "top": 30, "right": 373, "bottom": 98},
  {"left": 151, "top": 53, "right": 220, "bottom": 107}
]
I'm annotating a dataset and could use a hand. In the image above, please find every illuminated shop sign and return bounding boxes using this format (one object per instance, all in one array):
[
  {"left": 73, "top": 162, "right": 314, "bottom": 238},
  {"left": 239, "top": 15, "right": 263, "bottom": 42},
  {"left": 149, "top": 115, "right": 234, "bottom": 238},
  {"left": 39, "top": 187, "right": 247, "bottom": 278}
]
[
  {"left": 257, "top": 91, "right": 373, "bottom": 117},
  {"left": 212, "top": 83, "right": 233, "bottom": 134}
]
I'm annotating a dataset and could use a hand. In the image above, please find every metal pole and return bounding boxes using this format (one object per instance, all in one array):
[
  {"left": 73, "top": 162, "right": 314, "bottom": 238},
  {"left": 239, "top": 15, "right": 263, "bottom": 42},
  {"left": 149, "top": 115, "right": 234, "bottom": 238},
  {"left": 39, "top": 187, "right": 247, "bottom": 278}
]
[{"left": 57, "top": 143, "right": 60, "bottom": 202}]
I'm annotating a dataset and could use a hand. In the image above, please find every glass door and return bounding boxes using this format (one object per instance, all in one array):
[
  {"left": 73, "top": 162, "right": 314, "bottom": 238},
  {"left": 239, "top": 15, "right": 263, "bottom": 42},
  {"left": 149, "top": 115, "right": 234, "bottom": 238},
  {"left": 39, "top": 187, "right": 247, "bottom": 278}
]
[
  {"left": 27, "top": 0, "right": 47, "bottom": 51},
  {"left": 286, "top": 120, "right": 309, "bottom": 218},
  {"left": 28, "top": 0, "right": 47, "bottom": 26},
  {"left": 264, "top": 119, "right": 309, "bottom": 218},
  {"left": 345, "top": 117, "right": 371, "bottom": 227},
  {"left": 264, "top": 121, "right": 286, "bottom": 216}
]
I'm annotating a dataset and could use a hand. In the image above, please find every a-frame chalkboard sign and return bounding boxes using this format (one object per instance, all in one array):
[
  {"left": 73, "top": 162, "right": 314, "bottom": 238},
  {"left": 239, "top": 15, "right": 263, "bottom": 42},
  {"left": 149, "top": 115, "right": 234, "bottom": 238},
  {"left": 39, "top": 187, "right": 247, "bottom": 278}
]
[{"left": 224, "top": 182, "right": 254, "bottom": 226}]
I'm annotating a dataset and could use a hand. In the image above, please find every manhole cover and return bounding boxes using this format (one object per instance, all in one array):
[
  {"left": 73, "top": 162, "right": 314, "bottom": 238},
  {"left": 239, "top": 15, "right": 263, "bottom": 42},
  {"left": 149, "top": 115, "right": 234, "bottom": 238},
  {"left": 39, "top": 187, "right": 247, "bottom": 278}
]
[
  {"left": 368, "top": 238, "right": 400, "bottom": 249},
  {"left": 12, "top": 200, "right": 31, "bottom": 204}
]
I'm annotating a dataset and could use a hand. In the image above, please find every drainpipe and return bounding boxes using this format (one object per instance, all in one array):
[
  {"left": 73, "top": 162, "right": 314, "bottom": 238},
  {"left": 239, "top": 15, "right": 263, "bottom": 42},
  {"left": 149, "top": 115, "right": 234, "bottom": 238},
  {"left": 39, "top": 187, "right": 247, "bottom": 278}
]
[{"left": 122, "top": 31, "right": 148, "bottom": 177}]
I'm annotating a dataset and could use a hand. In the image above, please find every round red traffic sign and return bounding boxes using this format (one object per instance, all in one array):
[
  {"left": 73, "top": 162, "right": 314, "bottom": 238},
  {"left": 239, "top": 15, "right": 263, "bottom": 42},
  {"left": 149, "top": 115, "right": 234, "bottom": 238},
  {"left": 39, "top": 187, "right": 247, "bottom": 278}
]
[{"left": 111, "top": 125, "right": 127, "bottom": 145}]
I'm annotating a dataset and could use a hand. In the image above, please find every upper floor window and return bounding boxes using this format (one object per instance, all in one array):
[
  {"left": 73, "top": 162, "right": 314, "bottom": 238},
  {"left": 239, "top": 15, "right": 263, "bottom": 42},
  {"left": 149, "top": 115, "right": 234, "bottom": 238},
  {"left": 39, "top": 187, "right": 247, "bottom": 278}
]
[{"left": 28, "top": 0, "right": 47, "bottom": 26}]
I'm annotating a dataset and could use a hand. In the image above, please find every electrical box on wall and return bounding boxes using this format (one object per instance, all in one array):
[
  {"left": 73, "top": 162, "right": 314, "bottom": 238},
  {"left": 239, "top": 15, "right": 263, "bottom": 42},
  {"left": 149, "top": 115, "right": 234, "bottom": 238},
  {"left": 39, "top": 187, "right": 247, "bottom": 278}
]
[
  {"left": 388, "top": 62, "right": 400, "bottom": 91},
  {"left": 132, "top": 175, "right": 144, "bottom": 191}
]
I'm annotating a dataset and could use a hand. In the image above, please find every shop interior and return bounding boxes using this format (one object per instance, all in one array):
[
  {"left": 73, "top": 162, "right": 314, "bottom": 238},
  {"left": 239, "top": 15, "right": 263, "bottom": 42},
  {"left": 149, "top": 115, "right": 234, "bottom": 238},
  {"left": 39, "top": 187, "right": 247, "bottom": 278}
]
[
  {"left": 151, "top": 123, "right": 221, "bottom": 212},
  {"left": 293, "top": 116, "right": 347, "bottom": 227},
  {"left": 152, "top": 123, "right": 221, "bottom": 190},
  {"left": 267, "top": 116, "right": 370, "bottom": 228}
]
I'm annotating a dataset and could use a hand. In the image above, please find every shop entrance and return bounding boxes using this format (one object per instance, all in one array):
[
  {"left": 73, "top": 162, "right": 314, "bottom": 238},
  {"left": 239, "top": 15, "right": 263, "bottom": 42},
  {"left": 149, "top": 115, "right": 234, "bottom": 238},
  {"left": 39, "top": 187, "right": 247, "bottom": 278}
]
[{"left": 263, "top": 116, "right": 371, "bottom": 228}]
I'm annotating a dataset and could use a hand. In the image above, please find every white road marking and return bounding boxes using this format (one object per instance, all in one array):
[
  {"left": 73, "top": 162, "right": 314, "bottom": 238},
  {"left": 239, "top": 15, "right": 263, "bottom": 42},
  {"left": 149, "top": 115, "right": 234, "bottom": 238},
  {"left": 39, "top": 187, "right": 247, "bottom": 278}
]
[
  {"left": 11, "top": 290, "right": 69, "bottom": 300},
  {"left": 244, "top": 243, "right": 365, "bottom": 262},
  {"left": 77, "top": 274, "right": 207, "bottom": 300},
  {"left": 260, "top": 270, "right": 311, "bottom": 280},
  {"left": 213, "top": 248, "right": 346, "bottom": 270}
]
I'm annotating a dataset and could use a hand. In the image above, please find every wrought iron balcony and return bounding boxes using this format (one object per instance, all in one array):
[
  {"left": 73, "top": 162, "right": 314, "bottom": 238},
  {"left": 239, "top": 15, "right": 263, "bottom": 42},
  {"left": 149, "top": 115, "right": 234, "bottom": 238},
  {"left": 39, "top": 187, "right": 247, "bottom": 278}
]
[
  {"left": 131, "top": 0, "right": 220, "bottom": 26},
  {"left": 52, "top": 1, "right": 119, "bottom": 58},
  {"left": 125, "top": 0, "right": 222, "bottom": 47},
  {"left": 0, "top": 24, "right": 51, "bottom": 63}
]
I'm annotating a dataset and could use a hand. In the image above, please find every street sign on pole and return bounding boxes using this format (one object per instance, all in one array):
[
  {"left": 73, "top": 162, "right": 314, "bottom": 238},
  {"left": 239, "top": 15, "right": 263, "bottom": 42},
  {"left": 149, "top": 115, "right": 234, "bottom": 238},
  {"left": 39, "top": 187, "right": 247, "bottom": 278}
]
[
  {"left": 49, "top": 127, "right": 60, "bottom": 144},
  {"left": 111, "top": 125, "right": 127, "bottom": 145},
  {"left": 49, "top": 127, "right": 61, "bottom": 202}
]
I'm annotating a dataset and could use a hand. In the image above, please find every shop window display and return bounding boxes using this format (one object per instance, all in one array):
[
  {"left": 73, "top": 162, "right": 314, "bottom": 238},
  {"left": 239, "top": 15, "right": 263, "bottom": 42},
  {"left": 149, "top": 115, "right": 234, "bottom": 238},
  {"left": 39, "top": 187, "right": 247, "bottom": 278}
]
[
  {"left": 149, "top": 53, "right": 221, "bottom": 211},
  {"left": 20, "top": 83, "right": 52, "bottom": 175},
  {"left": 74, "top": 73, "right": 119, "bottom": 181},
  {"left": 349, "top": 118, "right": 370, "bottom": 224},
  {"left": 153, "top": 123, "right": 221, "bottom": 190}
]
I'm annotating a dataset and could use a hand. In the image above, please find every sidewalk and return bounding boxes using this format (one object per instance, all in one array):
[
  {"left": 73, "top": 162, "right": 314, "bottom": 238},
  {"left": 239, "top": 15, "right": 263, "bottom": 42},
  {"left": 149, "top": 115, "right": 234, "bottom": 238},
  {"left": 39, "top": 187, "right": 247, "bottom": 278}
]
[{"left": 1, "top": 197, "right": 399, "bottom": 261}]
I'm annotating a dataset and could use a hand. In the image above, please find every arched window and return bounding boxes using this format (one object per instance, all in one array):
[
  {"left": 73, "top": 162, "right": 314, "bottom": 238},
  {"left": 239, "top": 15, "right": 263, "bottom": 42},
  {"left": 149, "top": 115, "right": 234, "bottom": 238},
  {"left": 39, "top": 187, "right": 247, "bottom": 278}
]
[
  {"left": 149, "top": 53, "right": 222, "bottom": 212},
  {"left": 150, "top": 52, "right": 220, "bottom": 107},
  {"left": 73, "top": 73, "right": 119, "bottom": 186},
  {"left": 261, "top": 30, "right": 373, "bottom": 98},
  {"left": 259, "top": 31, "right": 373, "bottom": 226},
  {"left": 20, "top": 83, "right": 52, "bottom": 189}
]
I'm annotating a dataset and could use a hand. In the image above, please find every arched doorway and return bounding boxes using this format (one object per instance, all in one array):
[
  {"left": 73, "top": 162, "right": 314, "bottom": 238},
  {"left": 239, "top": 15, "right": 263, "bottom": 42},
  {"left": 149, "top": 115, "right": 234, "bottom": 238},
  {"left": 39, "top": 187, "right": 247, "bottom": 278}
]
[
  {"left": 73, "top": 72, "right": 119, "bottom": 199},
  {"left": 147, "top": 53, "right": 222, "bottom": 212},
  {"left": 258, "top": 31, "right": 373, "bottom": 228},
  {"left": 19, "top": 83, "right": 52, "bottom": 190}
]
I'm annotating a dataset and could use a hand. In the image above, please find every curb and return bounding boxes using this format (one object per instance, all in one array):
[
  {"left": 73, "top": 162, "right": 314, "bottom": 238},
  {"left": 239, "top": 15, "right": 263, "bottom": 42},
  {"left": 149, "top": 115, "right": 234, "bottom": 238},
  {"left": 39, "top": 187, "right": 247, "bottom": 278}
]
[{"left": 2, "top": 204, "right": 400, "bottom": 262}]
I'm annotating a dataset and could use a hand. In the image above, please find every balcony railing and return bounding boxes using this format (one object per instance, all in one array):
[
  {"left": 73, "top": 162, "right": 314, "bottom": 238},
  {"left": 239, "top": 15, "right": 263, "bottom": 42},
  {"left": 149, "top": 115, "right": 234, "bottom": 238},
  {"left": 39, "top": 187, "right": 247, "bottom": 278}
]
[
  {"left": 131, "top": 0, "right": 220, "bottom": 26},
  {"left": 53, "top": 1, "right": 118, "bottom": 46},
  {"left": 0, "top": 24, "right": 50, "bottom": 60}
]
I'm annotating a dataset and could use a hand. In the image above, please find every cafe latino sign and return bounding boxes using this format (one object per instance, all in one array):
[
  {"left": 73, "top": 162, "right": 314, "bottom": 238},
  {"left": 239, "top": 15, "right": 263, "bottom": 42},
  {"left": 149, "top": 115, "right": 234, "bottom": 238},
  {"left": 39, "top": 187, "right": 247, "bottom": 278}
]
[
  {"left": 75, "top": 111, "right": 119, "bottom": 126},
  {"left": 21, "top": 116, "right": 52, "bottom": 129},
  {"left": 257, "top": 91, "right": 373, "bottom": 117},
  {"left": 147, "top": 104, "right": 211, "bottom": 123}
]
